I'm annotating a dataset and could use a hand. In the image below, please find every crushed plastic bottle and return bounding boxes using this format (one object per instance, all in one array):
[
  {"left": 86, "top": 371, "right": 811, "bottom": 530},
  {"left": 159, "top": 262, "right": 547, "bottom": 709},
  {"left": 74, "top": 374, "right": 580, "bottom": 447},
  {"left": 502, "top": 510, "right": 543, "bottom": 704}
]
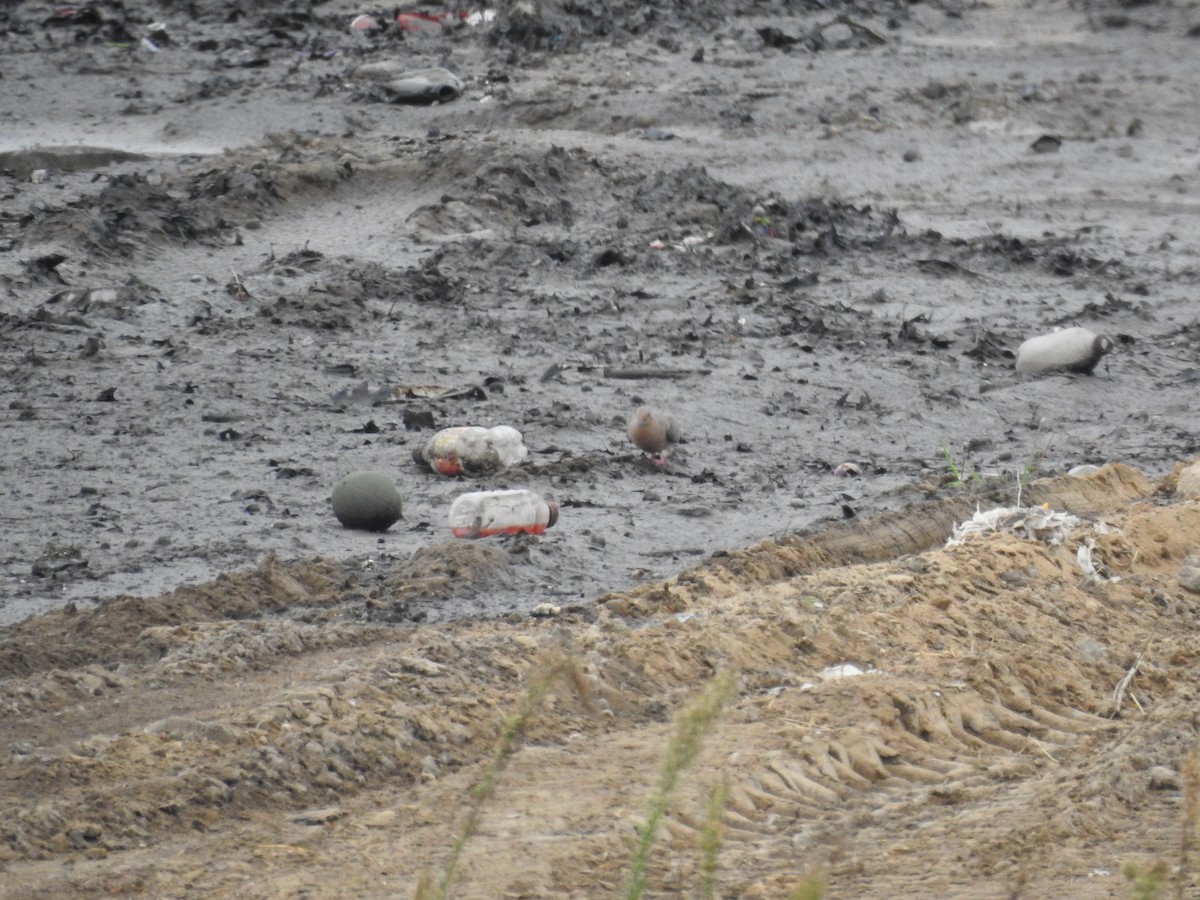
[
  {"left": 449, "top": 490, "right": 558, "bottom": 538},
  {"left": 414, "top": 425, "right": 528, "bottom": 476}
]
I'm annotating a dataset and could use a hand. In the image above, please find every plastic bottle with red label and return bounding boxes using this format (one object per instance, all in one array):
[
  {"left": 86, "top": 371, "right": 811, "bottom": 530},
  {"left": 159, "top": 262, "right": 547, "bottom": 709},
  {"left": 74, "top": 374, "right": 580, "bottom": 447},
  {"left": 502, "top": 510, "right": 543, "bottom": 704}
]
[
  {"left": 448, "top": 490, "right": 558, "bottom": 538},
  {"left": 413, "top": 425, "right": 528, "bottom": 476}
]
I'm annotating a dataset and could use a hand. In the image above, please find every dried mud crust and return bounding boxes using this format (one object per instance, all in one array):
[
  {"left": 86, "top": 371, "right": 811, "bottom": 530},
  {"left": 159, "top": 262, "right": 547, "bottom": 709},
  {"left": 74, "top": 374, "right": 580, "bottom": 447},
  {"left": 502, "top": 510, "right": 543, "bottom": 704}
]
[
  {"left": 1, "top": 464, "right": 1199, "bottom": 898},
  {"left": 3, "top": 0, "right": 1200, "bottom": 625}
]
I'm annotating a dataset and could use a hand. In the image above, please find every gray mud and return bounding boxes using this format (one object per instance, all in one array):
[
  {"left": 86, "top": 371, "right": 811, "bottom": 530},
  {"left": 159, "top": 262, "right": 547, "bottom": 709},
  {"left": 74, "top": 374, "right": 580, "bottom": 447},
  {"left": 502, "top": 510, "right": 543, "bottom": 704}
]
[{"left": 2, "top": 0, "right": 1198, "bottom": 626}]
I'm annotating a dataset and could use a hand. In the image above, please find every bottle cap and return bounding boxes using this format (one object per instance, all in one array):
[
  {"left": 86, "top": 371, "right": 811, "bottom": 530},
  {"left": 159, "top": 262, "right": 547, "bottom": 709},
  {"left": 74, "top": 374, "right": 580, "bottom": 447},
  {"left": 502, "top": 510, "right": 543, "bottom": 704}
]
[{"left": 545, "top": 499, "right": 559, "bottom": 528}]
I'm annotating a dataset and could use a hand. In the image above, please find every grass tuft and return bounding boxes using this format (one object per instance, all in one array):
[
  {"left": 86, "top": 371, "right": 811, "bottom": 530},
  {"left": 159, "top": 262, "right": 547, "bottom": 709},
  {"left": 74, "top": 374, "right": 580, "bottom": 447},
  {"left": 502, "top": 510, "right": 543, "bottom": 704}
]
[
  {"left": 1179, "top": 739, "right": 1199, "bottom": 900},
  {"left": 788, "top": 868, "right": 829, "bottom": 900},
  {"left": 624, "top": 670, "right": 738, "bottom": 900},
  {"left": 414, "top": 655, "right": 589, "bottom": 900},
  {"left": 698, "top": 779, "right": 728, "bottom": 900}
]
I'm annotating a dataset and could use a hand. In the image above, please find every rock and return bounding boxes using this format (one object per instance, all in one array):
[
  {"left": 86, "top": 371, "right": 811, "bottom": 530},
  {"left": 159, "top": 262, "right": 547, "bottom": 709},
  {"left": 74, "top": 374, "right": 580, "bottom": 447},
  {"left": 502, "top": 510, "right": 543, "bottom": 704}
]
[
  {"left": 331, "top": 471, "right": 402, "bottom": 532},
  {"left": 144, "top": 716, "right": 239, "bottom": 745},
  {"left": 1175, "top": 461, "right": 1200, "bottom": 498},
  {"left": 289, "top": 806, "right": 345, "bottom": 825},
  {"left": 1178, "top": 555, "right": 1200, "bottom": 594}
]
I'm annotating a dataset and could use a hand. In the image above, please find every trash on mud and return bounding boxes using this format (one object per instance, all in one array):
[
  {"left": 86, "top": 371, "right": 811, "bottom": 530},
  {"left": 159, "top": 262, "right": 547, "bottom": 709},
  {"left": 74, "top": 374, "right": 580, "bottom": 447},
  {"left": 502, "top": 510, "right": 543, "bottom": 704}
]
[
  {"left": 354, "top": 64, "right": 463, "bottom": 104},
  {"left": 449, "top": 489, "right": 557, "bottom": 538},
  {"left": 648, "top": 234, "right": 707, "bottom": 251},
  {"left": 397, "top": 12, "right": 446, "bottom": 35},
  {"left": 1015, "top": 326, "right": 1112, "bottom": 375},
  {"left": 821, "top": 663, "right": 869, "bottom": 679},
  {"left": 832, "top": 462, "right": 862, "bottom": 477},
  {"left": 349, "top": 14, "right": 381, "bottom": 33},
  {"left": 397, "top": 9, "right": 496, "bottom": 33},
  {"left": 748, "top": 204, "right": 781, "bottom": 238},
  {"left": 947, "top": 505, "right": 1080, "bottom": 546},
  {"left": 331, "top": 471, "right": 403, "bottom": 532},
  {"left": 413, "top": 425, "right": 528, "bottom": 476},
  {"left": 1077, "top": 538, "right": 1119, "bottom": 583},
  {"left": 801, "top": 662, "right": 875, "bottom": 690}
]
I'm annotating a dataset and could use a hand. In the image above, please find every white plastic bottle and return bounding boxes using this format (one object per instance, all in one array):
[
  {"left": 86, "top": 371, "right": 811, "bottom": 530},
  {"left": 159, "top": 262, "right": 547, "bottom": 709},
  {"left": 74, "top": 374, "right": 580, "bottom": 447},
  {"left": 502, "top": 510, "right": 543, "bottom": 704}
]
[
  {"left": 448, "top": 490, "right": 558, "bottom": 538},
  {"left": 1015, "top": 326, "right": 1112, "bottom": 375},
  {"left": 414, "top": 425, "right": 528, "bottom": 476}
]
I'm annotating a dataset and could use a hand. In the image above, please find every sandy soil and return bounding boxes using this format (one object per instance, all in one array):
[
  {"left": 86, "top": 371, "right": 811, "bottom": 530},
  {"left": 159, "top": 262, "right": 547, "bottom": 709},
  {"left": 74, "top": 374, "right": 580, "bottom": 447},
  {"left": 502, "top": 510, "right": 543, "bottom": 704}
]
[{"left": 2, "top": 0, "right": 1200, "bottom": 896}]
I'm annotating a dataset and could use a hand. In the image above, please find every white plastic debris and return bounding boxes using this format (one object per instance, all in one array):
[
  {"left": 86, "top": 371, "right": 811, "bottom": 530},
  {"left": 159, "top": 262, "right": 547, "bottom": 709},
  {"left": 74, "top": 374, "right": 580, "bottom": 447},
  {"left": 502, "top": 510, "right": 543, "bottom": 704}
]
[
  {"left": 1015, "top": 326, "right": 1111, "bottom": 374},
  {"left": 947, "top": 505, "right": 1079, "bottom": 547},
  {"left": 1077, "top": 538, "right": 1119, "bottom": 583},
  {"left": 820, "top": 663, "right": 866, "bottom": 680}
]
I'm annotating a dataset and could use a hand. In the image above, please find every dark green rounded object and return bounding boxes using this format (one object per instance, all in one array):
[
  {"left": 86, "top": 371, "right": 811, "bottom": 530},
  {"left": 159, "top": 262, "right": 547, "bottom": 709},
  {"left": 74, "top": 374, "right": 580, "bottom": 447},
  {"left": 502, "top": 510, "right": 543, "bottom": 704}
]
[{"left": 331, "top": 471, "right": 402, "bottom": 532}]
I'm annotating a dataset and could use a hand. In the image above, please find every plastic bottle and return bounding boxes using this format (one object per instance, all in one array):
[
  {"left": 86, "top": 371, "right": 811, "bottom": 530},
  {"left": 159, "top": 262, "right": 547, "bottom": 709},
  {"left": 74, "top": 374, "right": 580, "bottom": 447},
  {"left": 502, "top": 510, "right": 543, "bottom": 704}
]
[
  {"left": 413, "top": 425, "right": 528, "bottom": 476},
  {"left": 448, "top": 490, "right": 558, "bottom": 538}
]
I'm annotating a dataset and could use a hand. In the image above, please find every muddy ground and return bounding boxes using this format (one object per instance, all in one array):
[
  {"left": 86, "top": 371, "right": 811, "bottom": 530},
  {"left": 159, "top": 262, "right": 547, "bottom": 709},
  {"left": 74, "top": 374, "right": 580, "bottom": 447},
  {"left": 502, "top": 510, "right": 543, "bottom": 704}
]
[{"left": 2, "top": 0, "right": 1200, "bottom": 896}]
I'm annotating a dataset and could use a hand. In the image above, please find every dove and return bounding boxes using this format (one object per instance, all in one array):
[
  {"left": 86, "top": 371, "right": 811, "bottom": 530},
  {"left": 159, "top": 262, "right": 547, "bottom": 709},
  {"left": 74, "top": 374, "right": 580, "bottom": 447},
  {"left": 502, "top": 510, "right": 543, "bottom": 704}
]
[{"left": 627, "top": 406, "right": 681, "bottom": 463}]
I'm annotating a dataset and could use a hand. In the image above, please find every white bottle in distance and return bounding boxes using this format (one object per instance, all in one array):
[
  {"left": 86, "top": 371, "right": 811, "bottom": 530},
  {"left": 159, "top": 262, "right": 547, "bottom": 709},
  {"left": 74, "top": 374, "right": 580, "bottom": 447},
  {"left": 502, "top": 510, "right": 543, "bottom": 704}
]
[
  {"left": 415, "top": 426, "right": 528, "bottom": 476},
  {"left": 448, "top": 490, "right": 558, "bottom": 538}
]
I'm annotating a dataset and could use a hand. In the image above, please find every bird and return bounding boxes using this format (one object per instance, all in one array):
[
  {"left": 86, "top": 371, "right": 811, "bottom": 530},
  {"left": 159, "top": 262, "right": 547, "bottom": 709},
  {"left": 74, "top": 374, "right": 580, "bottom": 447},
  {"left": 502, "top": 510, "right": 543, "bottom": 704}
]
[{"left": 627, "top": 406, "right": 681, "bottom": 464}]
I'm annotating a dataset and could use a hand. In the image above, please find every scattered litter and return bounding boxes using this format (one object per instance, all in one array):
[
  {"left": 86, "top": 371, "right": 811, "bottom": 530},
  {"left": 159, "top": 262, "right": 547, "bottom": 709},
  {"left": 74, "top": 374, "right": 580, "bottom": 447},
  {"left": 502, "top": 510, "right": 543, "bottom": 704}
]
[
  {"left": 820, "top": 663, "right": 867, "bottom": 680},
  {"left": 749, "top": 204, "right": 781, "bottom": 238},
  {"left": 397, "top": 12, "right": 445, "bottom": 34},
  {"left": 353, "top": 63, "right": 463, "bottom": 104},
  {"left": 349, "top": 14, "right": 381, "bottom": 32},
  {"left": 648, "top": 234, "right": 708, "bottom": 251},
  {"left": 832, "top": 462, "right": 861, "bottom": 477},
  {"left": 383, "top": 68, "right": 463, "bottom": 105},
  {"left": 530, "top": 603, "right": 561, "bottom": 618},
  {"left": 449, "top": 490, "right": 557, "bottom": 538},
  {"left": 947, "top": 505, "right": 1080, "bottom": 546},
  {"left": 1076, "top": 538, "right": 1118, "bottom": 583},
  {"left": 396, "top": 9, "right": 497, "bottom": 32},
  {"left": 413, "top": 425, "right": 528, "bottom": 476},
  {"left": 1016, "top": 326, "right": 1111, "bottom": 375}
]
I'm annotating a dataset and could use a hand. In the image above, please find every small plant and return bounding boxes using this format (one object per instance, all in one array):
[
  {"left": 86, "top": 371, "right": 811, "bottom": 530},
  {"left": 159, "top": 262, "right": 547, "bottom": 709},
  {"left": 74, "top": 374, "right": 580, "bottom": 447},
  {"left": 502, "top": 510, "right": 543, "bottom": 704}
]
[
  {"left": 414, "top": 655, "right": 588, "bottom": 900},
  {"left": 788, "top": 868, "right": 829, "bottom": 900},
  {"left": 1122, "top": 858, "right": 1167, "bottom": 900},
  {"left": 698, "top": 780, "right": 728, "bottom": 900},
  {"left": 940, "top": 446, "right": 981, "bottom": 488},
  {"left": 1180, "top": 740, "right": 1199, "bottom": 899},
  {"left": 624, "top": 670, "right": 738, "bottom": 900}
]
